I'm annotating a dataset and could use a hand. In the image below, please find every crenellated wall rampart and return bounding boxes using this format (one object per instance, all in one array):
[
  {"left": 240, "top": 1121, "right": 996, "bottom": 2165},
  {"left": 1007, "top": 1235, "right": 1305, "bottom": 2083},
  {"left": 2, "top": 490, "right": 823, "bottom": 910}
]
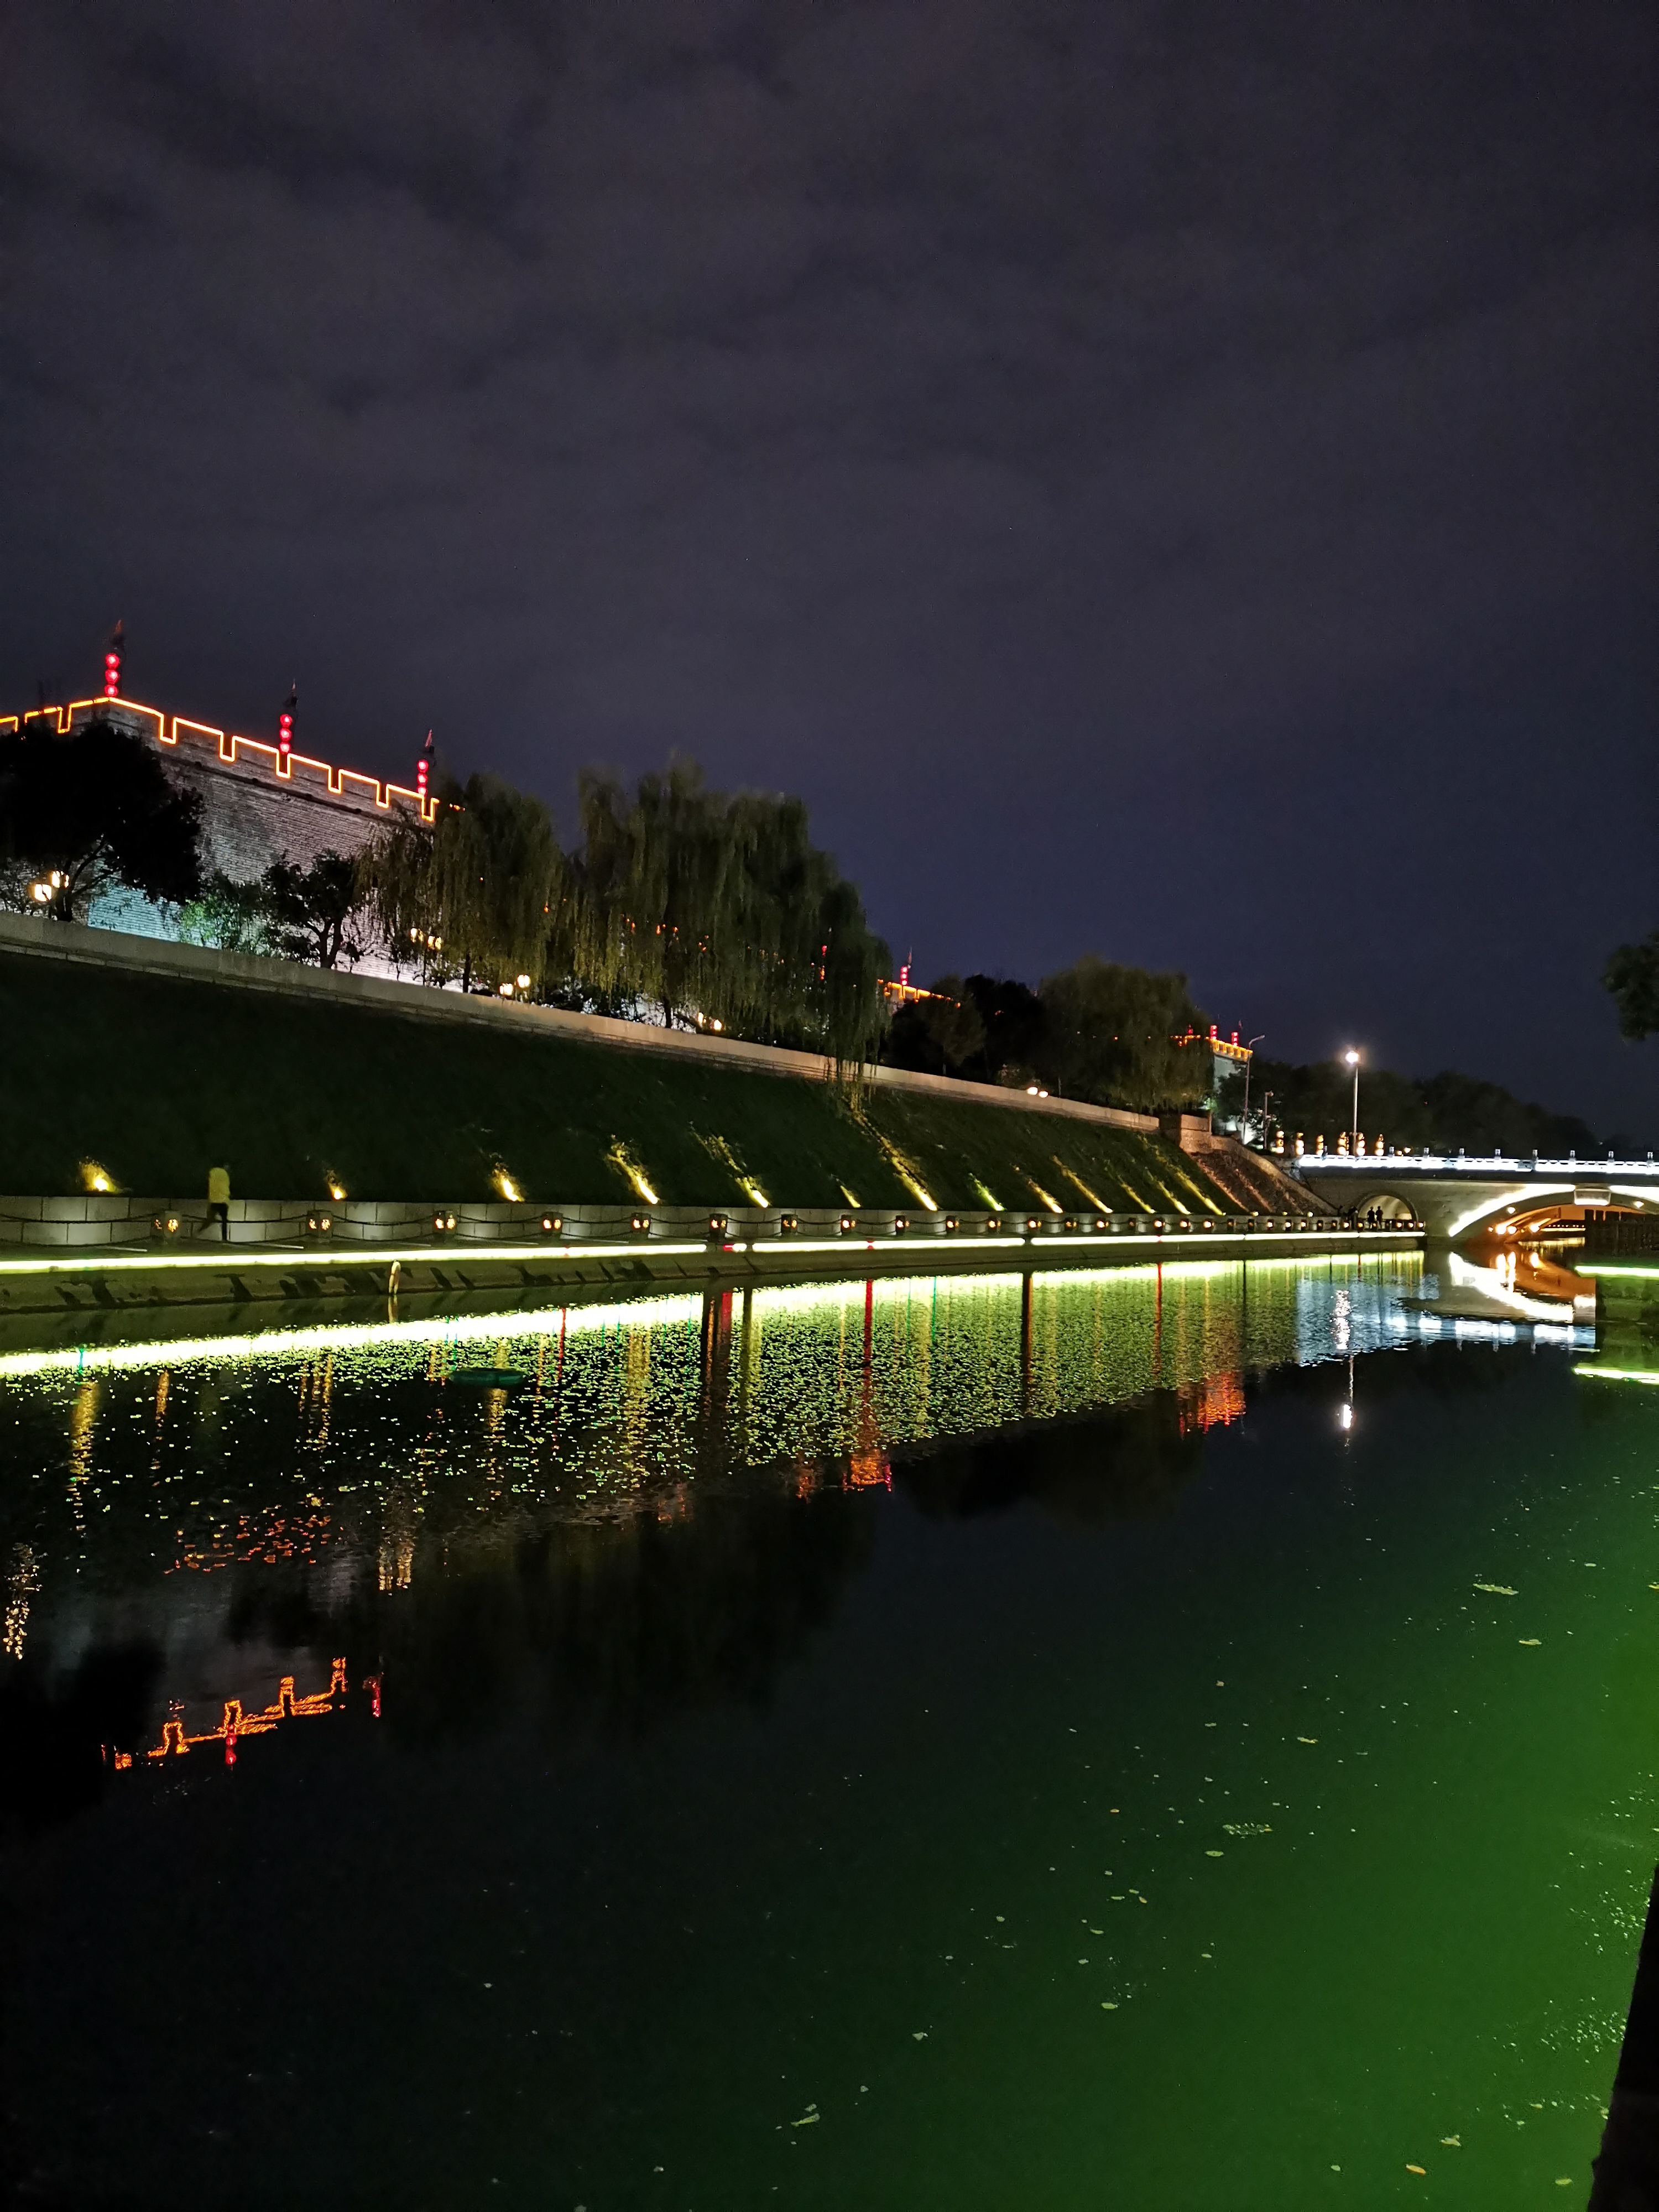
[{"left": 2, "top": 696, "right": 436, "bottom": 882}]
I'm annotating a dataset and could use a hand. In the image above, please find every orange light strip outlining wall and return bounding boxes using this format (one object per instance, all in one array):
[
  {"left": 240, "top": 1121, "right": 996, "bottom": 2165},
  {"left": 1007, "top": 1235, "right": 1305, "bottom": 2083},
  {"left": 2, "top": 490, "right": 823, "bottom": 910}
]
[
  {"left": 1, "top": 697, "right": 437, "bottom": 823},
  {"left": 107, "top": 1655, "right": 383, "bottom": 1771}
]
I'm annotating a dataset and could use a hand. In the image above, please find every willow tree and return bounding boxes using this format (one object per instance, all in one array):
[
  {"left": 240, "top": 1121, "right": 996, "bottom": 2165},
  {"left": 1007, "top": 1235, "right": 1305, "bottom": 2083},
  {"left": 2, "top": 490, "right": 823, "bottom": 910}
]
[
  {"left": 1036, "top": 956, "right": 1208, "bottom": 1112},
  {"left": 554, "top": 759, "right": 889, "bottom": 1065},
  {"left": 364, "top": 772, "right": 562, "bottom": 991}
]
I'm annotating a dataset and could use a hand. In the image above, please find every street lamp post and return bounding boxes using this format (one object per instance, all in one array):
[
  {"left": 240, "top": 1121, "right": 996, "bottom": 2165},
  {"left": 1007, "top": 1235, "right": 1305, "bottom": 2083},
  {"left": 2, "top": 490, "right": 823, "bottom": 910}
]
[
  {"left": 1343, "top": 1049, "right": 1360, "bottom": 1150},
  {"left": 1240, "top": 1035, "right": 1266, "bottom": 1143}
]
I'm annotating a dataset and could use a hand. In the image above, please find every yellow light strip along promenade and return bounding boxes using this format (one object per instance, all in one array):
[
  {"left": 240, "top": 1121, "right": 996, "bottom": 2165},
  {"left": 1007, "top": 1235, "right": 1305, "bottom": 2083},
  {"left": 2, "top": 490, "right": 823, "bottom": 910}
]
[
  {"left": 0, "top": 1225, "right": 1416, "bottom": 1279},
  {"left": 0, "top": 1250, "right": 1415, "bottom": 1383}
]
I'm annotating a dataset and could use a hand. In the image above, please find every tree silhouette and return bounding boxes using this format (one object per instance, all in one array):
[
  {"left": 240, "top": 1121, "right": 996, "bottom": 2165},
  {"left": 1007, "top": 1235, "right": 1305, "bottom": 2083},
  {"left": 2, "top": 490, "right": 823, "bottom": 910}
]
[
  {"left": 262, "top": 850, "right": 372, "bottom": 969},
  {"left": 1037, "top": 955, "right": 1208, "bottom": 1112},
  {"left": 0, "top": 714, "right": 201, "bottom": 921}
]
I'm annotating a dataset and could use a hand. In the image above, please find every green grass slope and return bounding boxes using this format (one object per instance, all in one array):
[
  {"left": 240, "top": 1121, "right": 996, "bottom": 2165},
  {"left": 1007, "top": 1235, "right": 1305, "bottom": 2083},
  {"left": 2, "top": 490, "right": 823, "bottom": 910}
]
[{"left": 0, "top": 949, "right": 1306, "bottom": 1214}]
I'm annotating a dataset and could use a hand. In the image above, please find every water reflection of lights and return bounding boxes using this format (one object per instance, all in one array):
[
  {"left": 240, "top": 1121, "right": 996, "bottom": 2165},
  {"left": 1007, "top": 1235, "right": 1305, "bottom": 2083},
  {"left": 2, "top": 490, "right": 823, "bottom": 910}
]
[
  {"left": 0, "top": 1293, "right": 706, "bottom": 1381},
  {"left": 109, "top": 1656, "right": 379, "bottom": 1773},
  {"left": 1444, "top": 1251, "right": 1584, "bottom": 1324},
  {"left": 3, "top": 1257, "right": 1425, "bottom": 1647},
  {"left": 1177, "top": 1373, "right": 1246, "bottom": 1434},
  {"left": 0, "top": 1256, "right": 1411, "bottom": 1385},
  {"left": 1338, "top": 1403, "right": 1354, "bottom": 1432},
  {"left": 3, "top": 1542, "right": 41, "bottom": 1658}
]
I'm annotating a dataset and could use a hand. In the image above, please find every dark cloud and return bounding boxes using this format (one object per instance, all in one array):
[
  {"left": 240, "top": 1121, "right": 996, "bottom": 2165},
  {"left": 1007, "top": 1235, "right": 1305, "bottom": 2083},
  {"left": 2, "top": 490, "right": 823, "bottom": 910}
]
[{"left": 1, "top": 0, "right": 1653, "bottom": 1125}]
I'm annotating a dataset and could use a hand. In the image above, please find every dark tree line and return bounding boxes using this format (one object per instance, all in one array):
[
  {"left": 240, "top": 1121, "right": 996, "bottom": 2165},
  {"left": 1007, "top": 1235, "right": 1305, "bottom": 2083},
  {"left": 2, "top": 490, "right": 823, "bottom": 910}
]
[
  {"left": 1245, "top": 1055, "right": 1601, "bottom": 1157},
  {"left": 885, "top": 960, "right": 1211, "bottom": 1114}
]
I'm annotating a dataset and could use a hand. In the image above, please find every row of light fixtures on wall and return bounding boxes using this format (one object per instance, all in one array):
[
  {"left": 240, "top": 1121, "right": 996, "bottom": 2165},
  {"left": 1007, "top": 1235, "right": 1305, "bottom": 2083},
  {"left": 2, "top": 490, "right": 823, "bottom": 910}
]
[{"left": 149, "top": 1203, "right": 1372, "bottom": 1245}]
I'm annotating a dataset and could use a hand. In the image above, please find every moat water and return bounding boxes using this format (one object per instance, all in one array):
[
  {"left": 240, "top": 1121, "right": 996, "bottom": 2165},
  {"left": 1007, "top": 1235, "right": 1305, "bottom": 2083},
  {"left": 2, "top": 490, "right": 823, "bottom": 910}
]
[{"left": 2, "top": 1253, "right": 1656, "bottom": 2207}]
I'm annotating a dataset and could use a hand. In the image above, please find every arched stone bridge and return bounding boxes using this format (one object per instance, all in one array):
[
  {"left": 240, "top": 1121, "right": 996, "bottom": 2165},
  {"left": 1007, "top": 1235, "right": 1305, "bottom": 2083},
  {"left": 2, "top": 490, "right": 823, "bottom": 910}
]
[{"left": 1295, "top": 1154, "right": 1659, "bottom": 1240}]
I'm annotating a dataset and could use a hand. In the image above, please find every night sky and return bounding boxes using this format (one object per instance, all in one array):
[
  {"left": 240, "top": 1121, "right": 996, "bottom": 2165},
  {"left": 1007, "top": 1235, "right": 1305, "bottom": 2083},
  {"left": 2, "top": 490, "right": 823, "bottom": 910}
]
[{"left": 3, "top": 4, "right": 1654, "bottom": 1130}]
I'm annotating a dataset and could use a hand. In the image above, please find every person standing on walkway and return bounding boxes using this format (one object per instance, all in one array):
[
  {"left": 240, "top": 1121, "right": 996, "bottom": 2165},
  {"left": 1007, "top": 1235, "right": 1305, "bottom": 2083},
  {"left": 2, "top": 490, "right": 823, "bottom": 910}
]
[{"left": 205, "top": 1164, "right": 231, "bottom": 1242}]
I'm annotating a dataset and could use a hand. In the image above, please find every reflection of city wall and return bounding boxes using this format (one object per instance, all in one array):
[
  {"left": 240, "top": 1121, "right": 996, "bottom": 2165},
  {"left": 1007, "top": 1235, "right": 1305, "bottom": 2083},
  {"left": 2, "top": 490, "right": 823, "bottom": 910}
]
[{"left": 109, "top": 1655, "right": 379, "bottom": 1771}]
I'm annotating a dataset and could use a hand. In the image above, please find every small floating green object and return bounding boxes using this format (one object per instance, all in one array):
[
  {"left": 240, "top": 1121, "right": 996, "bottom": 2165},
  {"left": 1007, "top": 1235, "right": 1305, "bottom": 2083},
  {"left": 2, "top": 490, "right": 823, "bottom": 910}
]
[{"left": 446, "top": 1366, "right": 530, "bottom": 1389}]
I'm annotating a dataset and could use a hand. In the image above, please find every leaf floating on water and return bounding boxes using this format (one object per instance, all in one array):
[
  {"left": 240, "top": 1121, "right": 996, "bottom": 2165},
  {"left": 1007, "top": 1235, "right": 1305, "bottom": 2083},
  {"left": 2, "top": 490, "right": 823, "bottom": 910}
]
[
  {"left": 1297, "top": 1736, "right": 1318, "bottom": 1744},
  {"left": 791, "top": 2114, "right": 820, "bottom": 2128},
  {"left": 1406, "top": 2163, "right": 1427, "bottom": 2175},
  {"left": 1101, "top": 2001, "right": 1118, "bottom": 2010},
  {"left": 1441, "top": 2135, "right": 1460, "bottom": 2147},
  {"left": 1205, "top": 1850, "right": 1224, "bottom": 1859},
  {"left": 1222, "top": 1822, "right": 1272, "bottom": 1837},
  {"left": 1520, "top": 1638, "right": 1542, "bottom": 1647},
  {"left": 912, "top": 2031, "right": 928, "bottom": 2041},
  {"left": 1473, "top": 1582, "right": 1517, "bottom": 1596}
]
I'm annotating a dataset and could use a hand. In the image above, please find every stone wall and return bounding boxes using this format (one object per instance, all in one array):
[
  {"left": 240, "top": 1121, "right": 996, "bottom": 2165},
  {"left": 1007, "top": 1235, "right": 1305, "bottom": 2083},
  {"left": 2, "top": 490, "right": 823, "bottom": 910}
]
[{"left": 8, "top": 696, "right": 428, "bottom": 884}]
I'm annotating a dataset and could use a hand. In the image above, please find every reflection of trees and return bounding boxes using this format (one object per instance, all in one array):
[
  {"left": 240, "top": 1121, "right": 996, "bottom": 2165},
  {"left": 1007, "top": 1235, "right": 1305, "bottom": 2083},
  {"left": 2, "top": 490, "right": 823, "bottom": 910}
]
[
  {"left": 346, "top": 1486, "right": 878, "bottom": 1751},
  {"left": 1249, "top": 1337, "right": 1523, "bottom": 1414},
  {"left": 0, "top": 1639, "right": 162, "bottom": 1835},
  {"left": 899, "top": 1393, "right": 1207, "bottom": 1526}
]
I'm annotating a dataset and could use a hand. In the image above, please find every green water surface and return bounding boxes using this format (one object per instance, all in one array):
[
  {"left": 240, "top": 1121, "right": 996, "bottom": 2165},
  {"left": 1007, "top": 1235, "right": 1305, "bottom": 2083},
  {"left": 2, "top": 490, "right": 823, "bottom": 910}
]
[{"left": 1, "top": 1253, "right": 1655, "bottom": 2208}]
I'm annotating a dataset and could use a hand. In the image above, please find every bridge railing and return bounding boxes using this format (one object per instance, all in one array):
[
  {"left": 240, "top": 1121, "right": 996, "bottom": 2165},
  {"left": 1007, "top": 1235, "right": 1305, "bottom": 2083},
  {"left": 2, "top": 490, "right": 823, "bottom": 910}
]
[{"left": 1295, "top": 1154, "right": 1657, "bottom": 1175}]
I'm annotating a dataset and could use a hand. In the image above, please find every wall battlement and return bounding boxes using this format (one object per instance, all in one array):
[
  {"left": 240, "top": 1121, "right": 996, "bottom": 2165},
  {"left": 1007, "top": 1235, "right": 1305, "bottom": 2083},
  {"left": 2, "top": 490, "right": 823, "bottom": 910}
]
[{"left": 2, "top": 696, "right": 436, "bottom": 883}]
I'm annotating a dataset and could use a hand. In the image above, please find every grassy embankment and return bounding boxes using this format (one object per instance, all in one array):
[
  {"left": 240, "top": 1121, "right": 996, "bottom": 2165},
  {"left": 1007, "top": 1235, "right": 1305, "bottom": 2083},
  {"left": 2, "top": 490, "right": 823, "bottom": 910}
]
[{"left": 0, "top": 950, "right": 1306, "bottom": 1214}]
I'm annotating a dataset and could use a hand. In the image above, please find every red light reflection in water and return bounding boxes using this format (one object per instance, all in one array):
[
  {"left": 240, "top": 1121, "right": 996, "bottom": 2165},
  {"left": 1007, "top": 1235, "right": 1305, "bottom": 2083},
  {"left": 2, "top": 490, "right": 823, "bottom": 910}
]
[
  {"left": 106, "top": 1657, "right": 381, "bottom": 1772},
  {"left": 1177, "top": 1372, "right": 1246, "bottom": 1435}
]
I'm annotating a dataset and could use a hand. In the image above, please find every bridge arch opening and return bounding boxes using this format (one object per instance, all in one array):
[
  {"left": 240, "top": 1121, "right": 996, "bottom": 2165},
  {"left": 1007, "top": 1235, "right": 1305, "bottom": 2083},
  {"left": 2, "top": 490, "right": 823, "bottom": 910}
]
[
  {"left": 1485, "top": 1198, "right": 1650, "bottom": 1239},
  {"left": 1354, "top": 1193, "right": 1415, "bottom": 1223}
]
